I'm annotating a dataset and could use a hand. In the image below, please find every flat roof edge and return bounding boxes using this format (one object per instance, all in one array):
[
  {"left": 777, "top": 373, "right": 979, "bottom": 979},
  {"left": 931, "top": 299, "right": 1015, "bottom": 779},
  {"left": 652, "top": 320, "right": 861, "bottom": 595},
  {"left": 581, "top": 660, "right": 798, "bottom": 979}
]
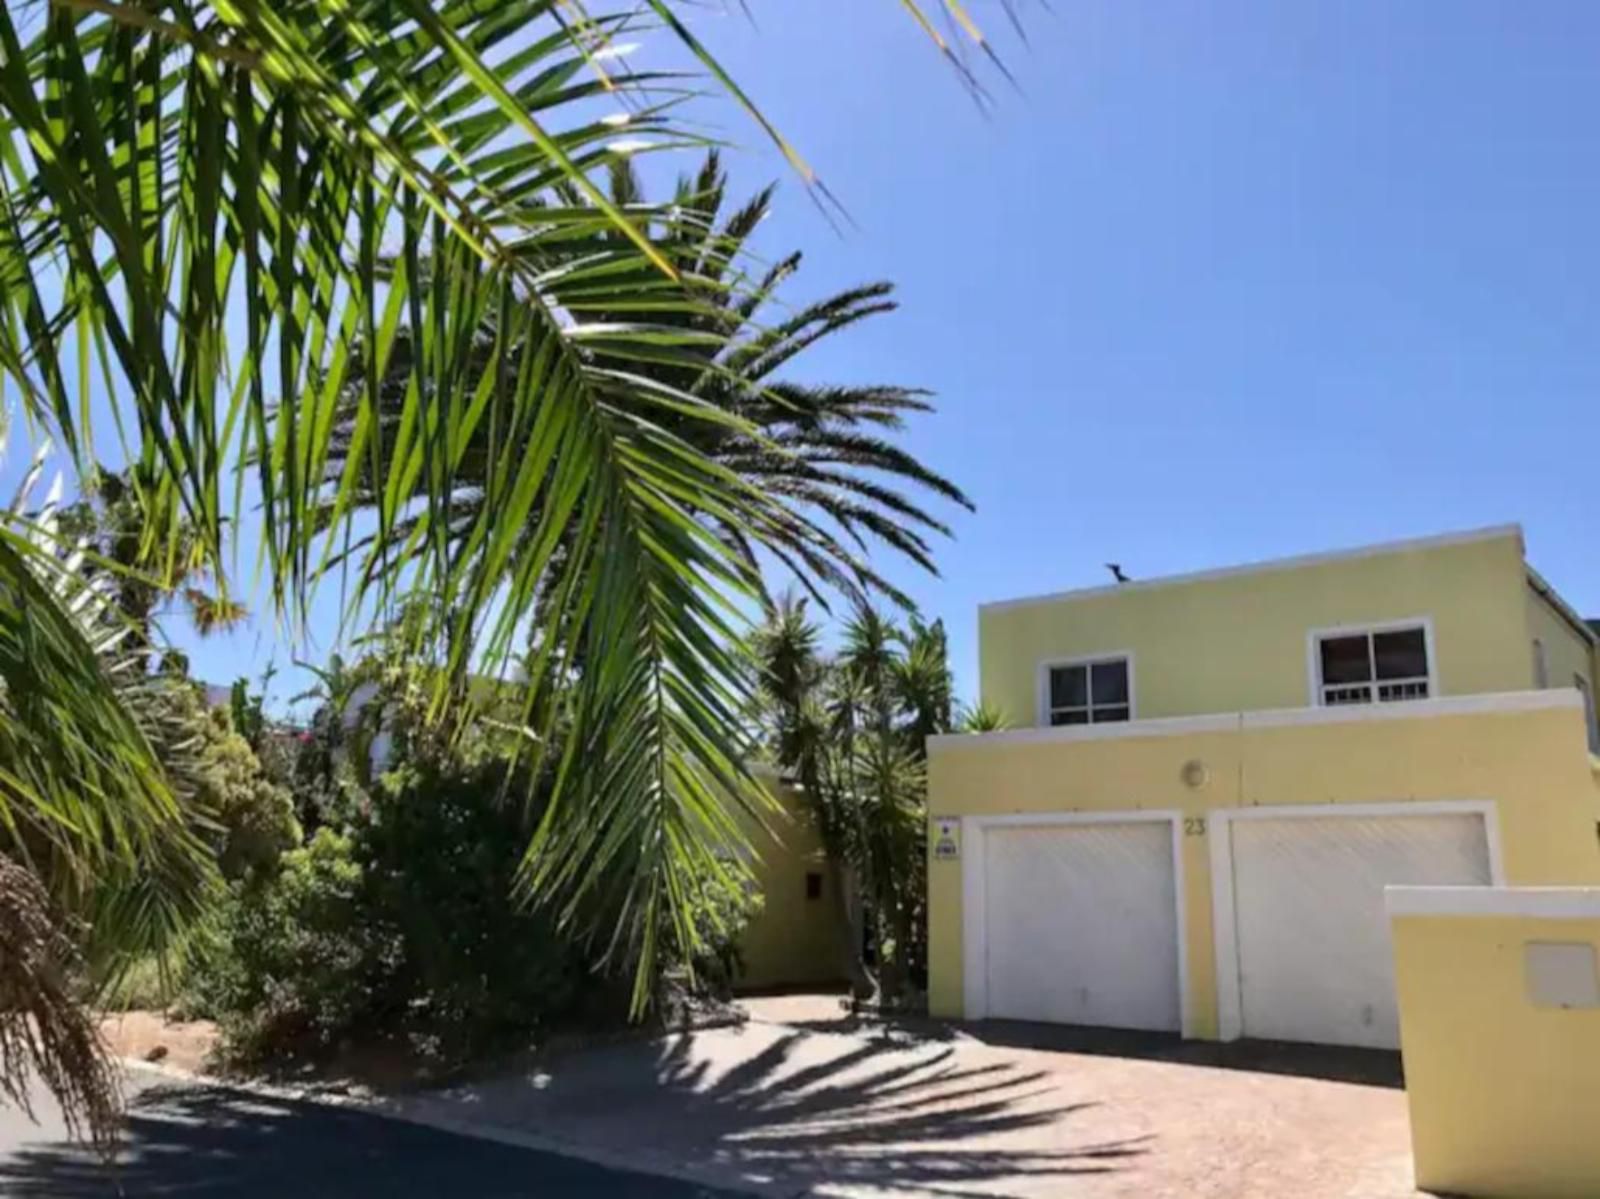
[
  {"left": 981, "top": 523, "right": 1525, "bottom": 614},
  {"left": 1526, "top": 565, "right": 1596, "bottom": 646}
]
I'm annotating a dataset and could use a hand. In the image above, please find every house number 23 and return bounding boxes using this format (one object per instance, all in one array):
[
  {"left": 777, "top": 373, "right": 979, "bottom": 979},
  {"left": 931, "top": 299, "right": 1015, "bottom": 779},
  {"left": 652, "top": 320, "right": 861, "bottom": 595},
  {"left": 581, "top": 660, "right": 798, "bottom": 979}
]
[{"left": 1183, "top": 817, "right": 1207, "bottom": 836}]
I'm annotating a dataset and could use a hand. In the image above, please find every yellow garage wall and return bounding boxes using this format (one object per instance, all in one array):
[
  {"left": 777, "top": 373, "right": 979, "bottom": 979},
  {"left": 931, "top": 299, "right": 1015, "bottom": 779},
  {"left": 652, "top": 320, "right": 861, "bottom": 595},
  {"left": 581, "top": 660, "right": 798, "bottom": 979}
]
[
  {"left": 734, "top": 776, "right": 850, "bottom": 992},
  {"left": 979, "top": 527, "right": 1531, "bottom": 726},
  {"left": 927, "top": 697, "right": 1600, "bottom": 1035},
  {"left": 1391, "top": 894, "right": 1600, "bottom": 1198}
]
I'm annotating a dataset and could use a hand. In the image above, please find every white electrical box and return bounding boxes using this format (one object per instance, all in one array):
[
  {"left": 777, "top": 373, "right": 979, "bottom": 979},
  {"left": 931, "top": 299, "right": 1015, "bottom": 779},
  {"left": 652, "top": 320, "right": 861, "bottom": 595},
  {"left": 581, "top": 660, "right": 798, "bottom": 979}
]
[{"left": 1524, "top": 941, "right": 1600, "bottom": 1010}]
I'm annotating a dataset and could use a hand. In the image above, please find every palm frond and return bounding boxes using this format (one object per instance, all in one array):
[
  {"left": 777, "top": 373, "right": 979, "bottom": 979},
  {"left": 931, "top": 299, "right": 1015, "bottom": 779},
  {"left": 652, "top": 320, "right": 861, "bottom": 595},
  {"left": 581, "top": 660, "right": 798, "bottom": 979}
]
[{"left": 0, "top": 1, "right": 990, "bottom": 1040}]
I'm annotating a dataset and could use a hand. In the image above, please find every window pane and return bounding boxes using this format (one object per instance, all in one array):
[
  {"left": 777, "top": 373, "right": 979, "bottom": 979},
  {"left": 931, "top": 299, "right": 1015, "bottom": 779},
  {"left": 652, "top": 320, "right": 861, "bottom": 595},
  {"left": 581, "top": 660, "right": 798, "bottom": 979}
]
[
  {"left": 1373, "top": 628, "right": 1428, "bottom": 681},
  {"left": 1320, "top": 635, "right": 1372, "bottom": 685},
  {"left": 1324, "top": 684, "right": 1373, "bottom": 705},
  {"left": 1091, "top": 659, "right": 1129, "bottom": 705},
  {"left": 1376, "top": 679, "right": 1428, "bottom": 702},
  {"left": 1092, "top": 705, "right": 1130, "bottom": 724},
  {"left": 1050, "top": 708, "right": 1089, "bottom": 727},
  {"left": 1049, "top": 665, "right": 1087, "bottom": 708}
]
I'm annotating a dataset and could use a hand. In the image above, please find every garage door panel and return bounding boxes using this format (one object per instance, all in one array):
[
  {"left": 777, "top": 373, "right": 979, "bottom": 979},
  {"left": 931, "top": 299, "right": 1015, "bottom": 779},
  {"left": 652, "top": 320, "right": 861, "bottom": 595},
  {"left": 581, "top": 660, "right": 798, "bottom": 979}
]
[
  {"left": 984, "top": 821, "right": 1179, "bottom": 1032},
  {"left": 1231, "top": 812, "right": 1490, "bottom": 1049}
]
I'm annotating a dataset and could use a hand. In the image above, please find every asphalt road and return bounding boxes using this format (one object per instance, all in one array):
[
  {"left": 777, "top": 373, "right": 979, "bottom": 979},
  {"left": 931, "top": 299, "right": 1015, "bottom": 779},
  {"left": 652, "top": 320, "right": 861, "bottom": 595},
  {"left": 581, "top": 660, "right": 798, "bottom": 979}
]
[{"left": 0, "top": 1069, "right": 738, "bottom": 1197}]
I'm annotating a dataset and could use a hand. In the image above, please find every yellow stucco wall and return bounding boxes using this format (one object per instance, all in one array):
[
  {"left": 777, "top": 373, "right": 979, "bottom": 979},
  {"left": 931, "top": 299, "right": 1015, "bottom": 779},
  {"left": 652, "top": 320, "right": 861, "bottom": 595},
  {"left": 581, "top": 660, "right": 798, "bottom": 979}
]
[
  {"left": 979, "top": 529, "right": 1531, "bottom": 725},
  {"left": 927, "top": 699, "right": 1600, "bottom": 1034},
  {"left": 735, "top": 777, "right": 850, "bottom": 991},
  {"left": 1527, "top": 584, "right": 1598, "bottom": 721},
  {"left": 1392, "top": 900, "right": 1600, "bottom": 1197}
]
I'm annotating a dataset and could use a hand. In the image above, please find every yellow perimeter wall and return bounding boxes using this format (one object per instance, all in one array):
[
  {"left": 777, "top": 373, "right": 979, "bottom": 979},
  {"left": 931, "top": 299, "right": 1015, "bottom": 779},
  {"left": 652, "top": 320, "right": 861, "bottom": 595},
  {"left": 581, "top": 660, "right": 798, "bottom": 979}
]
[
  {"left": 1392, "top": 895, "right": 1600, "bottom": 1198},
  {"left": 735, "top": 777, "right": 849, "bottom": 991},
  {"left": 927, "top": 699, "right": 1600, "bottom": 1036},
  {"left": 979, "top": 528, "right": 1532, "bottom": 725}
]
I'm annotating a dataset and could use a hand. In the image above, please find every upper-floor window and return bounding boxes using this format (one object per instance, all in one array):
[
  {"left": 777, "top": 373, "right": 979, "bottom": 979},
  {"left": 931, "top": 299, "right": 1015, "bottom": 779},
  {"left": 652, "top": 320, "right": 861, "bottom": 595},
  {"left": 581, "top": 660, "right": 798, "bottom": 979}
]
[
  {"left": 1042, "top": 657, "right": 1131, "bottom": 726},
  {"left": 1314, "top": 623, "right": 1431, "bottom": 706}
]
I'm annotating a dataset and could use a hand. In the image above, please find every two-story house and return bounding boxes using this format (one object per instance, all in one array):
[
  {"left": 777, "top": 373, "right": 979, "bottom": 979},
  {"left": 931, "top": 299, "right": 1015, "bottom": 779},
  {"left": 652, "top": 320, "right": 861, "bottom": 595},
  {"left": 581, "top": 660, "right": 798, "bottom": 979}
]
[{"left": 927, "top": 524, "right": 1600, "bottom": 1050}]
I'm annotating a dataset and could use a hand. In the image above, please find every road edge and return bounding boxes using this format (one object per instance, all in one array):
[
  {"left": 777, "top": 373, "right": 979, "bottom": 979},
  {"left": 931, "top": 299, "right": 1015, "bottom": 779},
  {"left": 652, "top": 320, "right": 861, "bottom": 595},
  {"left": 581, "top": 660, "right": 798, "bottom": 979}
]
[{"left": 117, "top": 1057, "right": 784, "bottom": 1197}]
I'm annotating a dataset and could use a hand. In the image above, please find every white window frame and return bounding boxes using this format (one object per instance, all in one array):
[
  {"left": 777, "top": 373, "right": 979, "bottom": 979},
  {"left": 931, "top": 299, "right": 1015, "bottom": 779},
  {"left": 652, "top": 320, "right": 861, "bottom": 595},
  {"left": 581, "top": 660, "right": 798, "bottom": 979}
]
[
  {"left": 1035, "top": 651, "right": 1136, "bottom": 728},
  {"left": 1532, "top": 637, "right": 1549, "bottom": 689},
  {"left": 1305, "top": 617, "right": 1437, "bottom": 708}
]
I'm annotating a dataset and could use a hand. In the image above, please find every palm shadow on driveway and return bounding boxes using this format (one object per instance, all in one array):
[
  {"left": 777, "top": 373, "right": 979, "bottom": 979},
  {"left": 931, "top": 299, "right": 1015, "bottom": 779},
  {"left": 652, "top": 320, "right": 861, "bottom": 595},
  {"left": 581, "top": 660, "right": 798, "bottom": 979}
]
[
  {"left": 771, "top": 1009, "right": 1405, "bottom": 1090},
  {"left": 0, "top": 1024, "right": 1150, "bottom": 1199},
  {"left": 416, "top": 1024, "right": 1150, "bottom": 1196}
]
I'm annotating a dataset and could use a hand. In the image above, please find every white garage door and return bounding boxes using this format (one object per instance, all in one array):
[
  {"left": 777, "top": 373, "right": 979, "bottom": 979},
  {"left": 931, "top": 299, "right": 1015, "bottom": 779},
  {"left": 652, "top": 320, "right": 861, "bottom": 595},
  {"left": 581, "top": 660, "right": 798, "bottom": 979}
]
[
  {"left": 984, "top": 820, "right": 1180, "bottom": 1032},
  {"left": 1230, "top": 811, "right": 1491, "bottom": 1049}
]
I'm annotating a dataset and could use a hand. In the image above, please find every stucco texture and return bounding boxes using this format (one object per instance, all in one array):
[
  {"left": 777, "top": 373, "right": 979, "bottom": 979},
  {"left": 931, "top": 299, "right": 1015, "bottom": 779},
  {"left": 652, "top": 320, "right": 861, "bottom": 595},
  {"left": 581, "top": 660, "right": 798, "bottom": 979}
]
[
  {"left": 1393, "top": 905, "right": 1600, "bottom": 1197},
  {"left": 979, "top": 530, "right": 1531, "bottom": 726},
  {"left": 734, "top": 779, "right": 849, "bottom": 992}
]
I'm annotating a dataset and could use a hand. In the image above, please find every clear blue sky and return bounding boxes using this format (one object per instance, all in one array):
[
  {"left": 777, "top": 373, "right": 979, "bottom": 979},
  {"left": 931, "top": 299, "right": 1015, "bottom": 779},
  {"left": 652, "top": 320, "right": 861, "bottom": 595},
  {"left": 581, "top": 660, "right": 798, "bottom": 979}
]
[{"left": 151, "top": 2, "right": 1600, "bottom": 707}]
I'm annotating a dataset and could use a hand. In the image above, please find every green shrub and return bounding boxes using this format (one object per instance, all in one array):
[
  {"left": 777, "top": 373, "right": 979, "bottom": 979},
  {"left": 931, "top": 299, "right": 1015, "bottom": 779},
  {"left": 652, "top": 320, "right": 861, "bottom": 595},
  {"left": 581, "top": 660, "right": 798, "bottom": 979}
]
[
  {"left": 186, "top": 829, "right": 401, "bottom": 1055},
  {"left": 151, "top": 681, "right": 301, "bottom": 881},
  {"left": 198, "top": 717, "right": 302, "bottom": 880},
  {"left": 100, "top": 954, "right": 178, "bottom": 1012},
  {"left": 358, "top": 758, "right": 590, "bottom": 1054},
  {"left": 186, "top": 679, "right": 759, "bottom": 1062},
  {"left": 672, "top": 868, "right": 755, "bottom": 999}
]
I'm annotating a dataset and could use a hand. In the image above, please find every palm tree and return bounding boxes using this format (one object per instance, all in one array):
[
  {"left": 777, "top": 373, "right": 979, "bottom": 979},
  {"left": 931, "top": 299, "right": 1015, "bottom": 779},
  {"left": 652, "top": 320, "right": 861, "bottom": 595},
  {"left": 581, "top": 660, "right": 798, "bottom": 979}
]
[
  {"left": 0, "top": 0, "right": 1016, "bottom": 1136},
  {"left": 54, "top": 464, "right": 247, "bottom": 651},
  {"left": 752, "top": 593, "right": 953, "bottom": 1003},
  {"left": 0, "top": 449, "right": 215, "bottom": 1149},
  {"left": 894, "top": 617, "right": 955, "bottom": 750},
  {"left": 320, "top": 152, "right": 972, "bottom": 609},
  {"left": 957, "top": 699, "right": 1012, "bottom": 733}
]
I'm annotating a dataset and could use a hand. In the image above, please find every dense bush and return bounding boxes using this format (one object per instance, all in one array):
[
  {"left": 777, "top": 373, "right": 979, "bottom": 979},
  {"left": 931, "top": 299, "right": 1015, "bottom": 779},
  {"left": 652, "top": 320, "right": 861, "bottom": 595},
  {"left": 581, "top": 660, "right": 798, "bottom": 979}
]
[
  {"left": 155, "top": 682, "right": 301, "bottom": 881},
  {"left": 186, "top": 829, "right": 402, "bottom": 1051},
  {"left": 357, "top": 757, "right": 594, "bottom": 1052},
  {"left": 196, "top": 715, "right": 302, "bottom": 880},
  {"left": 185, "top": 668, "right": 756, "bottom": 1064}
]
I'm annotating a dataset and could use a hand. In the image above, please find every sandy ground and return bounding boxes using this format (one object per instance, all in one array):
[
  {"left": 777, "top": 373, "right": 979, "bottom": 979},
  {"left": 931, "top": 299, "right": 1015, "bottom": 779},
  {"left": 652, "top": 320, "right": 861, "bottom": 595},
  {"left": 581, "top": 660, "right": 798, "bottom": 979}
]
[{"left": 98, "top": 1010, "right": 220, "bottom": 1077}]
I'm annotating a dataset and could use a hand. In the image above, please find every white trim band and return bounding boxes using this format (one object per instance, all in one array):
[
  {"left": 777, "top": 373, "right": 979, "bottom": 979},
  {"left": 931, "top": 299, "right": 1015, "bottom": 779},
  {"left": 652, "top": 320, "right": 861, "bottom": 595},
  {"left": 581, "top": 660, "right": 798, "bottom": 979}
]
[
  {"left": 1387, "top": 886, "right": 1600, "bottom": 919},
  {"left": 928, "top": 688, "right": 1583, "bottom": 755}
]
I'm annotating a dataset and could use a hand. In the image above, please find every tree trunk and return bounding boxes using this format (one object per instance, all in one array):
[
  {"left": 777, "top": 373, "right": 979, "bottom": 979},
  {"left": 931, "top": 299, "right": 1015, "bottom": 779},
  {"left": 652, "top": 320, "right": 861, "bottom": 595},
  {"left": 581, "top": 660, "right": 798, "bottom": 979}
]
[
  {"left": 878, "top": 896, "right": 914, "bottom": 1009},
  {"left": 829, "top": 858, "right": 877, "bottom": 1001}
]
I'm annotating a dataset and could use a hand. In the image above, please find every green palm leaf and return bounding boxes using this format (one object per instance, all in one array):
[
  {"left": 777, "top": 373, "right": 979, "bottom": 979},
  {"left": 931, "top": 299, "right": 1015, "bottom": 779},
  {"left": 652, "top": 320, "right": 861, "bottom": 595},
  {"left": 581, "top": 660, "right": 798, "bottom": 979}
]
[{"left": 0, "top": 3, "right": 998, "bottom": 1074}]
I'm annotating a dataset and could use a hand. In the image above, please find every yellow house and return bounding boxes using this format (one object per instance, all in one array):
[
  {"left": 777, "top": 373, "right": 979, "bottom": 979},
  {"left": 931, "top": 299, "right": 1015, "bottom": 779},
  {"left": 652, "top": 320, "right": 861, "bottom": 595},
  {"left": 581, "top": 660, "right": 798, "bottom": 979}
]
[
  {"left": 733, "top": 771, "right": 851, "bottom": 992},
  {"left": 928, "top": 524, "right": 1600, "bottom": 1047}
]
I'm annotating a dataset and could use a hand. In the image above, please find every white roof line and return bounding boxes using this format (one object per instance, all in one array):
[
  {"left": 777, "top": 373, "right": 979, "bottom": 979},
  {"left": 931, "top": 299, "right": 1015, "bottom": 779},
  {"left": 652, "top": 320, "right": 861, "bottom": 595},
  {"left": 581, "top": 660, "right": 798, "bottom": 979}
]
[
  {"left": 926, "top": 688, "right": 1582, "bottom": 754},
  {"left": 1387, "top": 885, "right": 1600, "bottom": 919},
  {"left": 980, "top": 523, "right": 1525, "bottom": 614},
  {"left": 1526, "top": 565, "right": 1596, "bottom": 646}
]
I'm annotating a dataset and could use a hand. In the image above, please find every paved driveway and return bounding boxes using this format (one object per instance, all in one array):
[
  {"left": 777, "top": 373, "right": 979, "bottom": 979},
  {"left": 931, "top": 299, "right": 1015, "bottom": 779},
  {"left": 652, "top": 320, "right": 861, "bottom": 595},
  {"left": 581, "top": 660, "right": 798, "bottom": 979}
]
[
  {"left": 391, "top": 998, "right": 1423, "bottom": 1198},
  {"left": 0, "top": 1069, "right": 734, "bottom": 1197}
]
